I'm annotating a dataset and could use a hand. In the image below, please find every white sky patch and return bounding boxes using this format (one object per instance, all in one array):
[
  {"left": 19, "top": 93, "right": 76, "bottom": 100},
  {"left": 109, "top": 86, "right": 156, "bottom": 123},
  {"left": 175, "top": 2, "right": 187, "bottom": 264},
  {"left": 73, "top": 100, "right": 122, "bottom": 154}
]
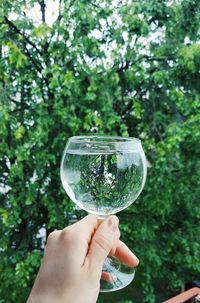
[
  {"left": 99, "top": 18, "right": 107, "bottom": 29},
  {"left": 88, "top": 29, "right": 103, "bottom": 40},
  {"left": 37, "top": 227, "right": 46, "bottom": 239},
  {"left": 0, "top": 185, "right": 11, "bottom": 194},
  {"left": 122, "top": 31, "right": 129, "bottom": 42},
  {"left": 184, "top": 36, "right": 192, "bottom": 44},
  {"left": 9, "top": 0, "right": 60, "bottom": 27},
  {"left": 36, "top": 227, "right": 46, "bottom": 248}
]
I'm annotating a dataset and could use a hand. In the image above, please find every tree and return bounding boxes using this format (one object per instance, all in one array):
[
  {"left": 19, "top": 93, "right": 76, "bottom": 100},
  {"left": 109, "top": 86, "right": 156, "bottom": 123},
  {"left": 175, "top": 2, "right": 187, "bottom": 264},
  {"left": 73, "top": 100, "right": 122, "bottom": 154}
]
[{"left": 0, "top": 1, "right": 200, "bottom": 302}]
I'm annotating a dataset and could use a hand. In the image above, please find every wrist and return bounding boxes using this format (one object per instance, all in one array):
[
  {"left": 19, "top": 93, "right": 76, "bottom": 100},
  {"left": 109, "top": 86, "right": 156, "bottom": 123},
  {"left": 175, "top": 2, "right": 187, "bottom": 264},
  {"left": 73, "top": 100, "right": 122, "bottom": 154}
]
[
  {"left": 27, "top": 284, "right": 60, "bottom": 303},
  {"left": 27, "top": 291, "right": 53, "bottom": 303}
]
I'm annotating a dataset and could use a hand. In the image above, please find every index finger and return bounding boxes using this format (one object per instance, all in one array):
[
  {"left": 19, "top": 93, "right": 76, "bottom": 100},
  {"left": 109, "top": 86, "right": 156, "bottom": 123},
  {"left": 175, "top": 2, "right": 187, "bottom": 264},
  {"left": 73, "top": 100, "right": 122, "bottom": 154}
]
[{"left": 66, "top": 214, "right": 98, "bottom": 241}]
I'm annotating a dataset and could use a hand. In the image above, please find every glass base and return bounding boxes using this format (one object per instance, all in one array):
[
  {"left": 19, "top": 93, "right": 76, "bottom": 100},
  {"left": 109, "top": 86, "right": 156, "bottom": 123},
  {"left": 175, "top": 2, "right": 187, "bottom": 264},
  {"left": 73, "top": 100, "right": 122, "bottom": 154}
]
[{"left": 100, "top": 256, "right": 135, "bottom": 292}]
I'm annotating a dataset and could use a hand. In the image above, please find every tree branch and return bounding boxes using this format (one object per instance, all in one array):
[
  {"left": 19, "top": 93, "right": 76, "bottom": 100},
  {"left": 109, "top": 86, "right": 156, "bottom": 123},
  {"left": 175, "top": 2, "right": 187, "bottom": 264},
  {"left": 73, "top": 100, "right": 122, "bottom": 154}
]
[
  {"left": 23, "top": 44, "right": 42, "bottom": 74},
  {"left": 4, "top": 16, "right": 43, "bottom": 56},
  {"left": 39, "top": 0, "right": 46, "bottom": 23},
  {"left": 57, "top": 0, "right": 63, "bottom": 22}
]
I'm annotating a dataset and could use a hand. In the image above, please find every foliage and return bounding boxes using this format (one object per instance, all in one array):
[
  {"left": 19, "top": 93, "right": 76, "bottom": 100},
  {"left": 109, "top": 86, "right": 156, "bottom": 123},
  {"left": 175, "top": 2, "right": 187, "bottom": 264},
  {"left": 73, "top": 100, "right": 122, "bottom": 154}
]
[{"left": 0, "top": 0, "right": 200, "bottom": 302}]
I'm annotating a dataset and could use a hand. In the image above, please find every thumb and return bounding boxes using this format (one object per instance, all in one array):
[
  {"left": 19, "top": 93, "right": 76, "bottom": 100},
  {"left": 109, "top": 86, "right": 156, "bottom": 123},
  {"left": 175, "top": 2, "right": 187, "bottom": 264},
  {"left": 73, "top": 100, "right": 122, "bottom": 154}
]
[{"left": 86, "top": 216, "right": 119, "bottom": 272}]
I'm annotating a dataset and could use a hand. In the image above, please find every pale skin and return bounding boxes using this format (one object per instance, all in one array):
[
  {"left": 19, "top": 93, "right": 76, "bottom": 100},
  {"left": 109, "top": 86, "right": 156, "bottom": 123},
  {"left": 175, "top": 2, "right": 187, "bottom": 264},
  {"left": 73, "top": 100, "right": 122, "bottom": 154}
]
[{"left": 27, "top": 214, "right": 139, "bottom": 303}]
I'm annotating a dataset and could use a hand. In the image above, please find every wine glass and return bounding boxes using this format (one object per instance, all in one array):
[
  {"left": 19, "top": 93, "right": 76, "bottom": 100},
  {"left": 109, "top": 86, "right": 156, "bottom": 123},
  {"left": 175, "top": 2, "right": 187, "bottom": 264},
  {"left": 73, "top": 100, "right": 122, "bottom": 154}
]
[{"left": 60, "top": 136, "right": 147, "bottom": 292}]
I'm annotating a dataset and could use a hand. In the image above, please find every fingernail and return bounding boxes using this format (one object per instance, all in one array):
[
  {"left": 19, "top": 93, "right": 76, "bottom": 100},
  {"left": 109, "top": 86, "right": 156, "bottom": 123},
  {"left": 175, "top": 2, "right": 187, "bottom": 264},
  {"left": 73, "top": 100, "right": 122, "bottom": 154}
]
[{"left": 107, "top": 216, "right": 119, "bottom": 232}]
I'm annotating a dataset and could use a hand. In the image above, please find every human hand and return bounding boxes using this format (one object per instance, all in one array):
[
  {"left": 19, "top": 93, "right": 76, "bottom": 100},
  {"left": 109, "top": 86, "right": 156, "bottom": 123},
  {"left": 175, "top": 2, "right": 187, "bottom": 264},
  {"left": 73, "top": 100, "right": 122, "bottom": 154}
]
[{"left": 27, "top": 214, "right": 139, "bottom": 303}]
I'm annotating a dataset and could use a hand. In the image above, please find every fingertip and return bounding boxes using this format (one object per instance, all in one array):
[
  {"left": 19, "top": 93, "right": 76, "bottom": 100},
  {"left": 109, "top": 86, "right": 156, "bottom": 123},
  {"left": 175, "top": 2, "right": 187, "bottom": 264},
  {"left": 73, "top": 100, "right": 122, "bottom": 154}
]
[
  {"left": 134, "top": 256, "right": 140, "bottom": 267},
  {"left": 125, "top": 254, "right": 139, "bottom": 267},
  {"left": 115, "top": 241, "right": 140, "bottom": 267}
]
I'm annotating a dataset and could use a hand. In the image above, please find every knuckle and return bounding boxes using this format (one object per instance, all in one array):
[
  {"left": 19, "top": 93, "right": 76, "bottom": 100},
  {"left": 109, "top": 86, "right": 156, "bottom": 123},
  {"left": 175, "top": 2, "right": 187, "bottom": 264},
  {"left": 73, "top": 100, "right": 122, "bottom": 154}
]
[
  {"left": 47, "top": 230, "right": 60, "bottom": 244},
  {"left": 60, "top": 228, "right": 73, "bottom": 244}
]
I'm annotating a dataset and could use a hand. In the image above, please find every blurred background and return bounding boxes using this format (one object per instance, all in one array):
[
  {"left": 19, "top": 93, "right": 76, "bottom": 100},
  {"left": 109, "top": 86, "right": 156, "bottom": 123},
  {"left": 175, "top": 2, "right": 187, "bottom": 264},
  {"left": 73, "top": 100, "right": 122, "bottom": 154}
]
[{"left": 0, "top": 0, "right": 200, "bottom": 302}]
